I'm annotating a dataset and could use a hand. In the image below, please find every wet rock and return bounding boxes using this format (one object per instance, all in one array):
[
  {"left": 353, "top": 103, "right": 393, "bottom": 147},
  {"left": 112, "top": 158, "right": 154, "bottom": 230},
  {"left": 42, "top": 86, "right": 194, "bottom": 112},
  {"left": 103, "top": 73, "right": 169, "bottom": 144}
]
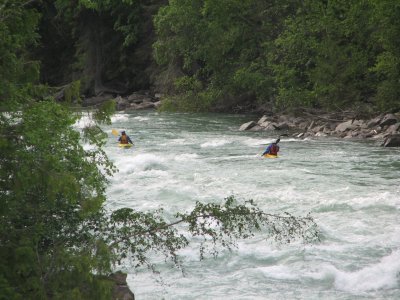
[
  {"left": 83, "top": 93, "right": 114, "bottom": 107},
  {"left": 379, "top": 114, "right": 398, "bottom": 126},
  {"left": 135, "top": 101, "right": 156, "bottom": 110},
  {"left": 257, "top": 115, "right": 269, "bottom": 125},
  {"left": 239, "top": 121, "right": 256, "bottom": 131},
  {"left": 386, "top": 123, "right": 400, "bottom": 134},
  {"left": 335, "top": 120, "right": 357, "bottom": 132},
  {"left": 115, "top": 96, "right": 129, "bottom": 111},
  {"left": 109, "top": 271, "right": 135, "bottom": 300},
  {"left": 381, "top": 134, "right": 400, "bottom": 147},
  {"left": 153, "top": 101, "right": 162, "bottom": 109},
  {"left": 249, "top": 125, "right": 263, "bottom": 131},
  {"left": 315, "top": 132, "right": 328, "bottom": 137},
  {"left": 367, "top": 115, "right": 383, "bottom": 128},
  {"left": 276, "top": 122, "right": 290, "bottom": 130}
]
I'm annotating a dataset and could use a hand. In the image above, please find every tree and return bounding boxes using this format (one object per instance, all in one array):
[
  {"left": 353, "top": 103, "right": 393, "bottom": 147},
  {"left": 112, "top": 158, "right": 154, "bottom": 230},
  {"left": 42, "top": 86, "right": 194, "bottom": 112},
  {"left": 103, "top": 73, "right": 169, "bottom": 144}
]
[
  {"left": 369, "top": 0, "right": 400, "bottom": 111},
  {"left": 153, "top": 0, "right": 299, "bottom": 112},
  {"left": 269, "top": 0, "right": 377, "bottom": 111}
]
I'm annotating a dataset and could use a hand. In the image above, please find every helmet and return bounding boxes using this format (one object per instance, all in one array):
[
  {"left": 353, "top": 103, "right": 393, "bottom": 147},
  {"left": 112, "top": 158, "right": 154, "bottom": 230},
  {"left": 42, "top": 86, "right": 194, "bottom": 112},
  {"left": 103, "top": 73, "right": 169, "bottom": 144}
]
[{"left": 121, "top": 131, "right": 126, "bottom": 134}]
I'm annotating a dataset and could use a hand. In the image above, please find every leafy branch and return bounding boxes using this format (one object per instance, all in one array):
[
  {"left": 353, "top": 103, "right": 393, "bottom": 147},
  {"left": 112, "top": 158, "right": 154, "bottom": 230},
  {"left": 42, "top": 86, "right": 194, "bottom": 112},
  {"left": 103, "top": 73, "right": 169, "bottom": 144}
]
[{"left": 94, "top": 196, "right": 320, "bottom": 272}]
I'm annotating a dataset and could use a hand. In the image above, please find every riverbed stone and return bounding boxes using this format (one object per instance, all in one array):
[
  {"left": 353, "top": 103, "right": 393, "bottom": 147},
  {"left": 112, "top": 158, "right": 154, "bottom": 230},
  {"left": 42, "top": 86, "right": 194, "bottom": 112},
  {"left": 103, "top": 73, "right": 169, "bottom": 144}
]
[
  {"left": 249, "top": 125, "right": 263, "bottom": 131},
  {"left": 379, "top": 114, "right": 398, "bottom": 126},
  {"left": 109, "top": 271, "right": 135, "bottom": 300},
  {"left": 367, "top": 115, "right": 383, "bottom": 128},
  {"left": 382, "top": 134, "right": 400, "bottom": 147},
  {"left": 386, "top": 123, "right": 400, "bottom": 134},
  {"left": 335, "top": 120, "right": 357, "bottom": 132},
  {"left": 257, "top": 115, "right": 269, "bottom": 125},
  {"left": 239, "top": 121, "right": 256, "bottom": 131}
]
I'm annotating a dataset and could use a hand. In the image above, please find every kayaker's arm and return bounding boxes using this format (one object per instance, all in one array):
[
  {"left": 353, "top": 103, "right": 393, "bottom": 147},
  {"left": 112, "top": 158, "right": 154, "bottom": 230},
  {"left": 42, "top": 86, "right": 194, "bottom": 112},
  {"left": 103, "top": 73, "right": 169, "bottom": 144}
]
[{"left": 261, "top": 144, "right": 271, "bottom": 156}]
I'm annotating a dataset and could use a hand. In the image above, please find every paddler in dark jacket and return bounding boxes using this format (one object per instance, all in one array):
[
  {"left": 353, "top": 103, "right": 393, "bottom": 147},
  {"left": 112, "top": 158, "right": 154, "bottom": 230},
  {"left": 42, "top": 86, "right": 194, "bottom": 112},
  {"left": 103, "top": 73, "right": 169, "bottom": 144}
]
[
  {"left": 262, "top": 138, "right": 280, "bottom": 156},
  {"left": 118, "top": 131, "right": 133, "bottom": 144}
]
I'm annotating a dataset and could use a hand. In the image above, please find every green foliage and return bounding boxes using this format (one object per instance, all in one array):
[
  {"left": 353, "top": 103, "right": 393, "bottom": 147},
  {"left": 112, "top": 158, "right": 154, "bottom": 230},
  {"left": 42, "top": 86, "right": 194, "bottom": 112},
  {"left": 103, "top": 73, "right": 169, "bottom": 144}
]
[
  {"left": 368, "top": 0, "right": 400, "bottom": 111},
  {"left": 153, "top": 0, "right": 400, "bottom": 112},
  {"left": 0, "top": 0, "right": 41, "bottom": 109},
  {"left": 64, "top": 80, "right": 81, "bottom": 104},
  {"left": 102, "top": 196, "right": 319, "bottom": 270},
  {"left": 154, "top": 0, "right": 294, "bottom": 111},
  {"left": 0, "top": 99, "right": 116, "bottom": 298},
  {"left": 94, "top": 99, "right": 116, "bottom": 125},
  {"left": 268, "top": 0, "right": 377, "bottom": 110}
]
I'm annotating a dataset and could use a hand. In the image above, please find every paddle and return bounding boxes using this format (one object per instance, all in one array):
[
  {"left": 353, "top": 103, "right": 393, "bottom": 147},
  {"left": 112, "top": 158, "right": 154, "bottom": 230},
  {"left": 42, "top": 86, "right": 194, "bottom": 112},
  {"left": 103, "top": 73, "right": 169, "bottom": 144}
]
[
  {"left": 112, "top": 129, "right": 119, "bottom": 136},
  {"left": 259, "top": 134, "right": 288, "bottom": 145}
]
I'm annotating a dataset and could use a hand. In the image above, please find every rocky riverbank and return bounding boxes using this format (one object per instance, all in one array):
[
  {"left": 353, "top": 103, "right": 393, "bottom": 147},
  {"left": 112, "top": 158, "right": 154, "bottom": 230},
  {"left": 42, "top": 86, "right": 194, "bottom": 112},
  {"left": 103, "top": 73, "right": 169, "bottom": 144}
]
[
  {"left": 82, "top": 92, "right": 400, "bottom": 147},
  {"left": 83, "top": 91, "right": 162, "bottom": 111},
  {"left": 239, "top": 111, "right": 400, "bottom": 147}
]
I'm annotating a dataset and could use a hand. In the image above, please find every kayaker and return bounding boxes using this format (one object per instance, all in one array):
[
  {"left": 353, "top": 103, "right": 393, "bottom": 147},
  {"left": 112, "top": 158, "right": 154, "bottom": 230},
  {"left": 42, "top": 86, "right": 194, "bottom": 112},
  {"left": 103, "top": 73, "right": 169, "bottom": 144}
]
[
  {"left": 118, "top": 131, "right": 133, "bottom": 144},
  {"left": 262, "top": 138, "right": 280, "bottom": 156}
]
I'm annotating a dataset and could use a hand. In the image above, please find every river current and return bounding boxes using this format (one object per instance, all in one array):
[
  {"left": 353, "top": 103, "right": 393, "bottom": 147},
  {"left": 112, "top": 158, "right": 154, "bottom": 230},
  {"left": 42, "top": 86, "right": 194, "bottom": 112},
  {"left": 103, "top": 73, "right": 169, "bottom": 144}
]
[{"left": 101, "top": 110, "right": 399, "bottom": 299}]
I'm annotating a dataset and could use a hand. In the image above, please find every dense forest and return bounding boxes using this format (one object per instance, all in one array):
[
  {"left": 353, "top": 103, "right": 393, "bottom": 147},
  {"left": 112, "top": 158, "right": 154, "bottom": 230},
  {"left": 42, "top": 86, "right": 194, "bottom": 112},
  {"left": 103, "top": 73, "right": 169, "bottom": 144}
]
[
  {"left": 0, "top": 0, "right": 399, "bottom": 298},
  {"left": 23, "top": 0, "right": 400, "bottom": 113}
]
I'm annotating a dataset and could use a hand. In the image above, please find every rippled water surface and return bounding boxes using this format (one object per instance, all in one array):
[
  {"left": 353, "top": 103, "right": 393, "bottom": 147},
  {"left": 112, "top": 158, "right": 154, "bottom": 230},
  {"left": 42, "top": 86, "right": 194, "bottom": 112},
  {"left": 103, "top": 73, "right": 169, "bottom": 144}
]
[{"left": 101, "top": 111, "right": 400, "bottom": 299}]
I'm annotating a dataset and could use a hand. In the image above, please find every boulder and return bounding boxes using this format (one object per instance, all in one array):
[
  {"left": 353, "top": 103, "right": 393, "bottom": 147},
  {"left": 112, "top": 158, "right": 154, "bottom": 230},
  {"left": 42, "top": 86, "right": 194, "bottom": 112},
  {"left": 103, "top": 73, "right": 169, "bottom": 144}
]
[
  {"left": 153, "top": 101, "right": 162, "bottom": 109},
  {"left": 83, "top": 93, "right": 114, "bottom": 107},
  {"left": 127, "top": 92, "right": 151, "bottom": 104},
  {"left": 315, "top": 132, "right": 328, "bottom": 137},
  {"left": 382, "top": 134, "right": 400, "bottom": 147},
  {"left": 249, "top": 125, "right": 263, "bottom": 131},
  {"left": 257, "top": 115, "right": 269, "bottom": 125},
  {"left": 135, "top": 102, "right": 156, "bottom": 110},
  {"left": 386, "top": 123, "right": 400, "bottom": 134},
  {"left": 115, "top": 96, "right": 129, "bottom": 111},
  {"left": 259, "top": 120, "right": 271, "bottom": 128},
  {"left": 109, "top": 271, "right": 135, "bottom": 300},
  {"left": 239, "top": 121, "right": 256, "bottom": 131},
  {"left": 335, "top": 120, "right": 357, "bottom": 132},
  {"left": 367, "top": 116, "right": 382, "bottom": 128},
  {"left": 379, "top": 114, "right": 398, "bottom": 126},
  {"left": 276, "top": 122, "right": 290, "bottom": 130}
]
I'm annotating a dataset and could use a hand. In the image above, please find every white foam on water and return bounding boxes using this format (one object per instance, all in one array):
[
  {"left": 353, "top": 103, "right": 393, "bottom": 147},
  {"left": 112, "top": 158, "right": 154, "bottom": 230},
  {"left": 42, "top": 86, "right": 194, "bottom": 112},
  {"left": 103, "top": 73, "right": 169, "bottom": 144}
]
[
  {"left": 73, "top": 113, "right": 93, "bottom": 129},
  {"left": 200, "top": 139, "right": 231, "bottom": 148},
  {"left": 82, "top": 143, "right": 96, "bottom": 151},
  {"left": 114, "top": 153, "right": 167, "bottom": 174},
  {"left": 174, "top": 153, "right": 199, "bottom": 161},
  {"left": 132, "top": 116, "right": 149, "bottom": 121},
  {"left": 103, "top": 112, "right": 400, "bottom": 299},
  {"left": 111, "top": 114, "right": 129, "bottom": 122},
  {"left": 167, "top": 138, "right": 190, "bottom": 145},
  {"left": 332, "top": 249, "right": 400, "bottom": 292},
  {"left": 259, "top": 265, "right": 299, "bottom": 280}
]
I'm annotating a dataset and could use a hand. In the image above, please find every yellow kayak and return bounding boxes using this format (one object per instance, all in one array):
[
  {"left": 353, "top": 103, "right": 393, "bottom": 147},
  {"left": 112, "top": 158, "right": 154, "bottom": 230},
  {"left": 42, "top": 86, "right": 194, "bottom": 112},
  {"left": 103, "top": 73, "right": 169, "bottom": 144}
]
[
  {"left": 263, "top": 154, "right": 278, "bottom": 159},
  {"left": 118, "top": 143, "right": 133, "bottom": 148}
]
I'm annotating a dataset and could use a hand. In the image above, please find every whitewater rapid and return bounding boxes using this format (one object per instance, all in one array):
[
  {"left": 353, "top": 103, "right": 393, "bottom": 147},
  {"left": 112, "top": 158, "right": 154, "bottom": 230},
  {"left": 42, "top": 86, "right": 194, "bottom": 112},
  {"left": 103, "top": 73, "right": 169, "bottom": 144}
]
[{"left": 99, "top": 111, "right": 400, "bottom": 299}]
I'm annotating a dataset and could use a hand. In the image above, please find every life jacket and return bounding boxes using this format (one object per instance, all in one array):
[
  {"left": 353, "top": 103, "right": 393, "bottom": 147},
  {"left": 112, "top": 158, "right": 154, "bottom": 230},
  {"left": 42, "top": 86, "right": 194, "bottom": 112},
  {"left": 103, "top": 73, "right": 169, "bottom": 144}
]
[
  {"left": 120, "top": 134, "right": 128, "bottom": 144},
  {"left": 269, "top": 143, "right": 279, "bottom": 155}
]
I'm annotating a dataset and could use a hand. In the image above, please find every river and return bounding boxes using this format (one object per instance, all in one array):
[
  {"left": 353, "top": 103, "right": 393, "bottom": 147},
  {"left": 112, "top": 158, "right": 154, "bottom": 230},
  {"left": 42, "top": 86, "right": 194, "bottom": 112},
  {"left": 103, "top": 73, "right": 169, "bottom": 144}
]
[{"left": 102, "top": 110, "right": 400, "bottom": 299}]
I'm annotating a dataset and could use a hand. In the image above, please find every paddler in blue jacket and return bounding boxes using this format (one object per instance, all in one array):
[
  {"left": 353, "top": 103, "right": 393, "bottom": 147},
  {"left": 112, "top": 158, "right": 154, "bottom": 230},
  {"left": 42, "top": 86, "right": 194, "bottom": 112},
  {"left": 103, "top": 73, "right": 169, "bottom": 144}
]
[
  {"left": 118, "top": 131, "right": 133, "bottom": 144},
  {"left": 262, "top": 138, "right": 280, "bottom": 156}
]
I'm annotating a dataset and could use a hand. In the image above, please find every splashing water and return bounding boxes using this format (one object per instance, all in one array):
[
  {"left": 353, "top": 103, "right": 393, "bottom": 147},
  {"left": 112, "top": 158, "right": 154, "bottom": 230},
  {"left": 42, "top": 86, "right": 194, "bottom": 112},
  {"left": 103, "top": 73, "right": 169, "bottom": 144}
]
[{"left": 103, "top": 111, "right": 400, "bottom": 299}]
